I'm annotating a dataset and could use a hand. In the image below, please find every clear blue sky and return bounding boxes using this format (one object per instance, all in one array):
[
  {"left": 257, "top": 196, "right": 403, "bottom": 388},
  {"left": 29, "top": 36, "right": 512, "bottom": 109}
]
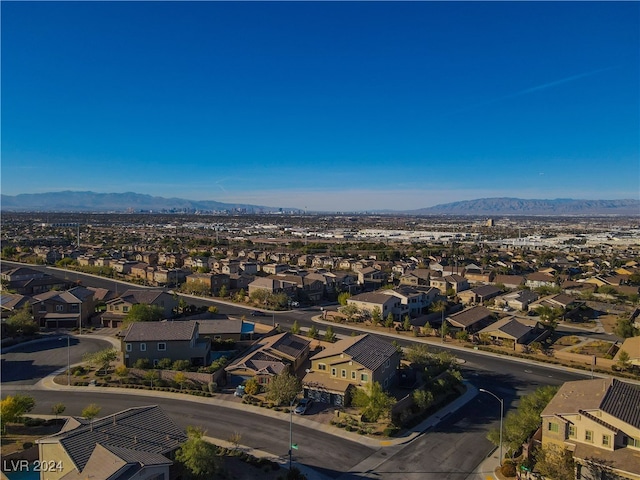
[{"left": 2, "top": 1, "right": 638, "bottom": 211}]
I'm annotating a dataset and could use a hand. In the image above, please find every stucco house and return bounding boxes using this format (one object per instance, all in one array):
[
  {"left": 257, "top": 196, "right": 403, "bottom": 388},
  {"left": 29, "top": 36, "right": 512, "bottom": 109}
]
[
  {"left": 540, "top": 378, "right": 640, "bottom": 480},
  {"left": 101, "top": 289, "right": 178, "bottom": 328},
  {"left": 302, "top": 334, "right": 401, "bottom": 407},
  {"left": 122, "top": 320, "right": 211, "bottom": 368},
  {"left": 37, "top": 405, "right": 187, "bottom": 480}
]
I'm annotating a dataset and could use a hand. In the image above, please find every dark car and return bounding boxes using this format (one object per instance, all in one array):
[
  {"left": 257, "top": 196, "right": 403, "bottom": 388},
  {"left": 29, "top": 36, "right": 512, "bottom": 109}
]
[
  {"left": 251, "top": 310, "right": 266, "bottom": 316},
  {"left": 294, "top": 398, "right": 313, "bottom": 415},
  {"left": 234, "top": 385, "right": 246, "bottom": 397}
]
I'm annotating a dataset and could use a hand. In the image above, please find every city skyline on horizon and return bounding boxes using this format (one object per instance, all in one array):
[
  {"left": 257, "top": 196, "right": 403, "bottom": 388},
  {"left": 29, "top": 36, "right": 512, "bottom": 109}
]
[{"left": 2, "top": 2, "right": 638, "bottom": 211}]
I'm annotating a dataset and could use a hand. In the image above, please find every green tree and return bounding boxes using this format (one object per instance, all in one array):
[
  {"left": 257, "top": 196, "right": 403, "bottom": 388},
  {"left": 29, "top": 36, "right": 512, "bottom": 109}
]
[
  {"left": 413, "top": 389, "right": 434, "bottom": 410},
  {"left": 307, "top": 324, "right": 319, "bottom": 339},
  {"left": 384, "top": 313, "right": 394, "bottom": 330},
  {"left": 290, "top": 319, "right": 301, "bottom": 334},
  {"left": 144, "top": 370, "right": 159, "bottom": 387},
  {"left": 6, "top": 304, "right": 38, "bottom": 336},
  {"left": 0, "top": 394, "right": 35, "bottom": 433},
  {"left": 616, "top": 350, "right": 631, "bottom": 371},
  {"left": 337, "top": 292, "right": 351, "bottom": 306},
  {"left": 614, "top": 314, "right": 639, "bottom": 338},
  {"left": 172, "top": 360, "right": 191, "bottom": 371},
  {"left": 487, "top": 385, "right": 558, "bottom": 458},
  {"left": 323, "top": 325, "right": 336, "bottom": 343},
  {"left": 81, "top": 403, "right": 101, "bottom": 421},
  {"left": 207, "top": 305, "right": 219, "bottom": 314},
  {"left": 404, "top": 343, "right": 431, "bottom": 366},
  {"left": 403, "top": 315, "right": 412, "bottom": 332},
  {"left": 265, "top": 372, "right": 301, "bottom": 406},
  {"left": 534, "top": 444, "right": 575, "bottom": 480},
  {"left": 234, "top": 289, "right": 246, "bottom": 302},
  {"left": 440, "top": 320, "right": 450, "bottom": 341},
  {"left": 371, "top": 306, "right": 382, "bottom": 325},
  {"left": 134, "top": 358, "right": 151, "bottom": 369},
  {"left": 124, "top": 304, "right": 163, "bottom": 325},
  {"left": 218, "top": 285, "right": 228, "bottom": 298},
  {"left": 83, "top": 348, "right": 118, "bottom": 375},
  {"left": 341, "top": 304, "right": 360, "bottom": 321},
  {"left": 156, "top": 358, "right": 173, "bottom": 369},
  {"left": 175, "top": 426, "right": 219, "bottom": 479},
  {"left": 352, "top": 381, "right": 394, "bottom": 422},
  {"left": 51, "top": 402, "right": 66, "bottom": 418}
]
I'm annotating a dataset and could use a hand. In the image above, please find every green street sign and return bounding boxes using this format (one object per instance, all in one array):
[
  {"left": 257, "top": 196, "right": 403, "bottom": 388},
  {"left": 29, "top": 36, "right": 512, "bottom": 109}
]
[{"left": 291, "top": 444, "right": 298, "bottom": 450}]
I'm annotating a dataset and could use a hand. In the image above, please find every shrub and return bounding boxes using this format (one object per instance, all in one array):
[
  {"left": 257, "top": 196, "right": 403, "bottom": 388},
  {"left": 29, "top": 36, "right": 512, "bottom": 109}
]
[
  {"left": 382, "top": 426, "right": 400, "bottom": 437},
  {"left": 22, "top": 442, "right": 34, "bottom": 450},
  {"left": 133, "top": 358, "right": 151, "bottom": 369}
]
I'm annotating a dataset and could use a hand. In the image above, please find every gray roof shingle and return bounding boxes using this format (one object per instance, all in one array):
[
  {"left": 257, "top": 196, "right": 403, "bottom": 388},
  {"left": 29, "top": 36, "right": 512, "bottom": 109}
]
[{"left": 123, "top": 321, "right": 197, "bottom": 342}]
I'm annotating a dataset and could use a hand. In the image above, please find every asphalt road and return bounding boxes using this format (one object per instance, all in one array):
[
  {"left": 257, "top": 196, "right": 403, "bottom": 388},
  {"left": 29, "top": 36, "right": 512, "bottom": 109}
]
[{"left": 1, "top": 336, "right": 111, "bottom": 385}]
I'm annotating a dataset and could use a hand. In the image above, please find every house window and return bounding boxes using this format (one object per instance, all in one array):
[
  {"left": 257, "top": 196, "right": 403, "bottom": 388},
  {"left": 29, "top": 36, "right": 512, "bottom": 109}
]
[
  {"left": 568, "top": 425, "right": 576, "bottom": 438},
  {"left": 140, "top": 343, "right": 147, "bottom": 352},
  {"left": 351, "top": 371, "right": 356, "bottom": 380},
  {"left": 624, "top": 436, "right": 640, "bottom": 448},
  {"left": 585, "top": 430, "right": 593, "bottom": 442},
  {"left": 341, "top": 369, "right": 346, "bottom": 378},
  {"left": 360, "top": 373, "right": 368, "bottom": 382},
  {"left": 56, "top": 305, "right": 64, "bottom": 312},
  {"left": 153, "top": 359, "right": 159, "bottom": 367},
  {"left": 548, "top": 422, "right": 559, "bottom": 433},
  {"left": 123, "top": 306, "right": 129, "bottom": 313},
  {"left": 602, "top": 435, "right": 611, "bottom": 447},
  {"left": 318, "top": 364, "right": 326, "bottom": 371},
  {"left": 115, "top": 305, "right": 120, "bottom": 311},
  {"left": 157, "top": 343, "right": 166, "bottom": 351},
  {"left": 126, "top": 344, "right": 132, "bottom": 352},
  {"left": 331, "top": 368, "right": 336, "bottom": 377}
]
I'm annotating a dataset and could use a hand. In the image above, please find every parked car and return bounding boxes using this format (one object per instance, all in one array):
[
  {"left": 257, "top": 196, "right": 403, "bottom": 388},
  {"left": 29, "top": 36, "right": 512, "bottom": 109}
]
[
  {"left": 251, "top": 310, "right": 266, "bottom": 316},
  {"left": 234, "top": 385, "right": 245, "bottom": 397},
  {"left": 294, "top": 398, "right": 313, "bottom": 415}
]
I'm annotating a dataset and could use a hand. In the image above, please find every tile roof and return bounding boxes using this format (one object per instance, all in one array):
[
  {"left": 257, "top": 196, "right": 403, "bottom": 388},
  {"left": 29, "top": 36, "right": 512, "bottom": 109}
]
[
  {"left": 311, "top": 334, "right": 397, "bottom": 372},
  {"left": 123, "top": 321, "right": 197, "bottom": 342},
  {"left": 118, "top": 289, "right": 166, "bottom": 305},
  {"left": 600, "top": 379, "right": 640, "bottom": 429},
  {"left": 196, "top": 318, "right": 243, "bottom": 335},
  {"left": 447, "top": 306, "right": 494, "bottom": 328},
  {"left": 478, "top": 316, "right": 531, "bottom": 340},
  {"left": 39, "top": 405, "right": 186, "bottom": 473}
]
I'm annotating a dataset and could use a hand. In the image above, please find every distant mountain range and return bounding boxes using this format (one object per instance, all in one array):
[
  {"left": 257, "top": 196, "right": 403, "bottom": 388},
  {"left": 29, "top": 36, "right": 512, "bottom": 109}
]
[
  {"left": 409, "top": 197, "right": 640, "bottom": 216},
  {"left": 0, "top": 191, "right": 287, "bottom": 213},
  {"left": 1, "top": 191, "right": 638, "bottom": 215}
]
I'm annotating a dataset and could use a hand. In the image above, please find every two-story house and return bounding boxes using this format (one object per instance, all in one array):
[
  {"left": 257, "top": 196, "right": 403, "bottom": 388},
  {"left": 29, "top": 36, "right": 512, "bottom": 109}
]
[
  {"left": 541, "top": 378, "right": 640, "bottom": 480},
  {"left": 31, "top": 286, "right": 97, "bottom": 329},
  {"left": 347, "top": 291, "right": 400, "bottom": 321},
  {"left": 101, "top": 289, "right": 178, "bottom": 328},
  {"left": 302, "top": 334, "right": 401, "bottom": 407},
  {"left": 37, "top": 405, "right": 187, "bottom": 480},
  {"left": 122, "top": 320, "right": 211, "bottom": 367},
  {"left": 184, "top": 272, "right": 230, "bottom": 295}
]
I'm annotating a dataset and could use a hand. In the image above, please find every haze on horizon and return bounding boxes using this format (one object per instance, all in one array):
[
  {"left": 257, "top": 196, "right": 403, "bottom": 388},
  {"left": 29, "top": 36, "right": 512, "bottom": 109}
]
[{"left": 2, "top": 2, "right": 638, "bottom": 211}]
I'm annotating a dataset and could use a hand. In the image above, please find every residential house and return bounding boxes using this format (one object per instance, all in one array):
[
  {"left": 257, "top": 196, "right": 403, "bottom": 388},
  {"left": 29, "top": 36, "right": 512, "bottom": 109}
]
[
  {"left": 540, "top": 378, "right": 640, "bottom": 480},
  {"left": 239, "top": 261, "right": 259, "bottom": 275},
  {"left": 122, "top": 320, "right": 210, "bottom": 367},
  {"left": 356, "top": 267, "right": 388, "bottom": 287},
  {"left": 496, "top": 290, "right": 539, "bottom": 311},
  {"left": 153, "top": 268, "right": 189, "bottom": 286},
  {"left": 457, "top": 285, "right": 502, "bottom": 306},
  {"left": 31, "top": 286, "right": 97, "bottom": 329},
  {"left": 430, "top": 274, "right": 469, "bottom": 295},
  {"left": 477, "top": 316, "right": 545, "bottom": 349},
  {"left": 247, "top": 277, "right": 297, "bottom": 297},
  {"left": 135, "top": 252, "right": 159, "bottom": 266},
  {"left": 491, "top": 274, "right": 526, "bottom": 289},
  {"left": 0, "top": 293, "right": 30, "bottom": 317},
  {"left": 184, "top": 272, "right": 230, "bottom": 295},
  {"left": 101, "top": 289, "right": 178, "bottom": 328},
  {"left": 224, "top": 332, "right": 311, "bottom": 386},
  {"left": 347, "top": 291, "right": 400, "bottom": 321},
  {"left": 399, "top": 268, "right": 431, "bottom": 287},
  {"left": 129, "top": 262, "right": 154, "bottom": 282},
  {"left": 380, "top": 286, "right": 437, "bottom": 318},
  {"left": 525, "top": 272, "right": 557, "bottom": 289},
  {"left": 37, "top": 405, "right": 187, "bottom": 480},
  {"left": 0, "top": 266, "right": 68, "bottom": 295},
  {"left": 262, "top": 263, "right": 289, "bottom": 275},
  {"left": 446, "top": 306, "right": 495, "bottom": 333},
  {"left": 464, "top": 265, "right": 494, "bottom": 284},
  {"left": 302, "top": 334, "right": 401, "bottom": 407}
]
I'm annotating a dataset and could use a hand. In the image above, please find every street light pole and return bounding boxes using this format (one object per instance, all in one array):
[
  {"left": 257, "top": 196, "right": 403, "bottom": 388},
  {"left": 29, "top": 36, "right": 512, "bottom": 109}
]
[
  {"left": 479, "top": 388, "right": 504, "bottom": 466},
  {"left": 289, "top": 397, "right": 296, "bottom": 470},
  {"left": 67, "top": 334, "right": 71, "bottom": 386}
]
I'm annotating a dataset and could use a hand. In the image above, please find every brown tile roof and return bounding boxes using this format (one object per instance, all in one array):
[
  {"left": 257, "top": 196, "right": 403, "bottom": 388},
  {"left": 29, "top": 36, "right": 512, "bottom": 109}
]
[
  {"left": 123, "top": 320, "right": 197, "bottom": 342},
  {"left": 447, "top": 306, "right": 494, "bottom": 328}
]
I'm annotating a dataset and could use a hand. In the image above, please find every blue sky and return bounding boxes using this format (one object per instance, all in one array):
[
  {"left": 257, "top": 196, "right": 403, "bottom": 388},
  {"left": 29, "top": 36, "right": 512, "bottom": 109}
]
[{"left": 2, "top": 1, "right": 638, "bottom": 211}]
